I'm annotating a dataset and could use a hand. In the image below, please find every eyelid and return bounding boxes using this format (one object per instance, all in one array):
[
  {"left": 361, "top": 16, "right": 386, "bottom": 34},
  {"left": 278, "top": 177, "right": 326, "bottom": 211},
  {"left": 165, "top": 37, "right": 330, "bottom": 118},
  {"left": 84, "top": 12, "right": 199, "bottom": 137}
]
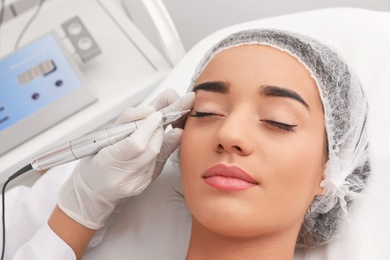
[
  {"left": 189, "top": 110, "right": 297, "bottom": 132},
  {"left": 261, "top": 120, "right": 297, "bottom": 132},
  {"left": 189, "top": 110, "right": 221, "bottom": 117}
]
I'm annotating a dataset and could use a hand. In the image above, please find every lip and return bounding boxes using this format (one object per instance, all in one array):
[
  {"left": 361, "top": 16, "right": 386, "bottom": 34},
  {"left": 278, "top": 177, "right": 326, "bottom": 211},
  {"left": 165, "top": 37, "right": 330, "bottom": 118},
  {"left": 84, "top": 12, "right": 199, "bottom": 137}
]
[{"left": 202, "top": 164, "right": 258, "bottom": 191}]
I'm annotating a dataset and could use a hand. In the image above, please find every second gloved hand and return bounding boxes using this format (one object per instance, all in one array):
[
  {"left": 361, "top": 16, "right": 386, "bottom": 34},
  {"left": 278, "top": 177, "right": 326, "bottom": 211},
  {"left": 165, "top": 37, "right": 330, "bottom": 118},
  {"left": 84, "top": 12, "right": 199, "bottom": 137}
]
[{"left": 58, "top": 90, "right": 195, "bottom": 229}]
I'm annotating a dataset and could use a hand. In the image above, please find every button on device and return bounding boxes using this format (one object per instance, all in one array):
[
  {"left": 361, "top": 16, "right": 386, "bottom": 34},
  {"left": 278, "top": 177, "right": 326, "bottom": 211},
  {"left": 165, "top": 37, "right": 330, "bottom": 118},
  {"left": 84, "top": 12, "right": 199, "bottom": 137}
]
[
  {"left": 55, "top": 80, "right": 63, "bottom": 87},
  {"left": 0, "top": 116, "right": 9, "bottom": 125},
  {"left": 62, "top": 16, "right": 101, "bottom": 63},
  {"left": 68, "top": 23, "right": 83, "bottom": 35},
  {"left": 32, "top": 93, "right": 40, "bottom": 100},
  {"left": 78, "top": 37, "right": 93, "bottom": 51}
]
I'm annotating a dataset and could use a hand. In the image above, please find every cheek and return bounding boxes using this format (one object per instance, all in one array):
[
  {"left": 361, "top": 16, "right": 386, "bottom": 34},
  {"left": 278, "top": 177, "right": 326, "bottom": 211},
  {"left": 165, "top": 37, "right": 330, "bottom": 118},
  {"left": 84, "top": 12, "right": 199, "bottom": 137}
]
[
  {"left": 180, "top": 125, "right": 204, "bottom": 189},
  {"left": 252, "top": 135, "right": 325, "bottom": 228},
  {"left": 180, "top": 127, "right": 202, "bottom": 213},
  {"left": 267, "top": 130, "right": 325, "bottom": 199},
  {"left": 180, "top": 119, "right": 216, "bottom": 164},
  {"left": 180, "top": 131, "right": 192, "bottom": 177},
  {"left": 180, "top": 121, "right": 218, "bottom": 206},
  {"left": 180, "top": 124, "right": 205, "bottom": 165}
]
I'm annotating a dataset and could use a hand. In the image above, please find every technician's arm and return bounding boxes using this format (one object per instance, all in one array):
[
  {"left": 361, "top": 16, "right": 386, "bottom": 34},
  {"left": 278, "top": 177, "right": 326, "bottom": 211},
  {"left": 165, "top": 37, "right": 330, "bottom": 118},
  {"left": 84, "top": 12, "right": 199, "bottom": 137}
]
[
  {"left": 45, "top": 90, "right": 194, "bottom": 258},
  {"left": 13, "top": 223, "right": 76, "bottom": 259},
  {"left": 48, "top": 206, "right": 94, "bottom": 259}
]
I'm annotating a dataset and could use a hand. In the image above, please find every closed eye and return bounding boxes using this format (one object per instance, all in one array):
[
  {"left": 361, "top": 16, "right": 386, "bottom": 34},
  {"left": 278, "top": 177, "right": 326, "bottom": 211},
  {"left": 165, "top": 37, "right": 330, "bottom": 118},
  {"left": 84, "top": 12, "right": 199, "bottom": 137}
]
[
  {"left": 189, "top": 112, "right": 296, "bottom": 132},
  {"left": 261, "top": 120, "right": 297, "bottom": 132},
  {"left": 189, "top": 111, "right": 220, "bottom": 117}
]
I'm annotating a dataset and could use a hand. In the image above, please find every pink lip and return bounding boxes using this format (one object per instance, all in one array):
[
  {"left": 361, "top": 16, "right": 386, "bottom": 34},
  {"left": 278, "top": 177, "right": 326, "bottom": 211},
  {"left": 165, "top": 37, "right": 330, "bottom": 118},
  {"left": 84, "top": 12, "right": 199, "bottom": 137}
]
[{"left": 202, "top": 164, "right": 258, "bottom": 191}]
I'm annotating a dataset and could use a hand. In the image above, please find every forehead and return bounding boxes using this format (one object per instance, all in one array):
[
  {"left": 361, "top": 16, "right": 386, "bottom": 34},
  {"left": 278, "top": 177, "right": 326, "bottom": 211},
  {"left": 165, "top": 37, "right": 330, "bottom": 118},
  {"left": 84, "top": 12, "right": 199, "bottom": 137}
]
[
  {"left": 197, "top": 45, "right": 313, "bottom": 85},
  {"left": 195, "top": 44, "right": 322, "bottom": 108}
]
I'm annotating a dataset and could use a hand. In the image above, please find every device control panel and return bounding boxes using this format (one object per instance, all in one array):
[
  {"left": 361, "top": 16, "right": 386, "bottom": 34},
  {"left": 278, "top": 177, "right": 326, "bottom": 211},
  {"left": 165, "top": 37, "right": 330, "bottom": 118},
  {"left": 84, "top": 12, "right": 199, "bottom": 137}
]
[{"left": 0, "top": 32, "right": 96, "bottom": 155}]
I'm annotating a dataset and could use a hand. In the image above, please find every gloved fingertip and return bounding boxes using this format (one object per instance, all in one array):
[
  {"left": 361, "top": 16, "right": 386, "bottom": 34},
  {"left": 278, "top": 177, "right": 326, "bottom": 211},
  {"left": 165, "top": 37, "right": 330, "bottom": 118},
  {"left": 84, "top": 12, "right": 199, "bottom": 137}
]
[
  {"left": 137, "top": 111, "right": 164, "bottom": 135},
  {"left": 143, "top": 106, "right": 157, "bottom": 114},
  {"left": 158, "top": 92, "right": 195, "bottom": 116},
  {"left": 161, "top": 128, "right": 183, "bottom": 152},
  {"left": 115, "top": 106, "right": 156, "bottom": 125},
  {"left": 182, "top": 92, "right": 196, "bottom": 105},
  {"left": 167, "top": 127, "right": 184, "bottom": 136},
  {"left": 150, "top": 89, "right": 180, "bottom": 110},
  {"left": 164, "top": 88, "right": 181, "bottom": 100}
]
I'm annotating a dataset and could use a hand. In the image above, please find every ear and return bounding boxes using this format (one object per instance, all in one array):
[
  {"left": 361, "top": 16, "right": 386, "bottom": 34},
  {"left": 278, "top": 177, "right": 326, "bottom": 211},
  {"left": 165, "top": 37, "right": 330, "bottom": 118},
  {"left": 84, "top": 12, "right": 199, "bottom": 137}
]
[
  {"left": 314, "top": 182, "right": 324, "bottom": 196},
  {"left": 314, "top": 164, "right": 326, "bottom": 196}
]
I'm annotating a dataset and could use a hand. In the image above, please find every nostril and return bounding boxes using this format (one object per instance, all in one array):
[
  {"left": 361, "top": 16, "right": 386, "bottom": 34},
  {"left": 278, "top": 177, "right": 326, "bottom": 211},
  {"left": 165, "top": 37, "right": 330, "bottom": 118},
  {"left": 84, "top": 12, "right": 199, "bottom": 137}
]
[
  {"left": 217, "top": 143, "right": 244, "bottom": 153},
  {"left": 233, "top": 145, "right": 243, "bottom": 153}
]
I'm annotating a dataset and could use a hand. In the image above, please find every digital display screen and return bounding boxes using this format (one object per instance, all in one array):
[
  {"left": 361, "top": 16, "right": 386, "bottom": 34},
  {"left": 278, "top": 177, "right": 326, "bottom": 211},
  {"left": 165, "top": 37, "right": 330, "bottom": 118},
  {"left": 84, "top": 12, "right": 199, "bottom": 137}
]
[
  {"left": 17, "top": 59, "right": 57, "bottom": 85},
  {"left": 0, "top": 33, "right": 83, "bottom": 132}
]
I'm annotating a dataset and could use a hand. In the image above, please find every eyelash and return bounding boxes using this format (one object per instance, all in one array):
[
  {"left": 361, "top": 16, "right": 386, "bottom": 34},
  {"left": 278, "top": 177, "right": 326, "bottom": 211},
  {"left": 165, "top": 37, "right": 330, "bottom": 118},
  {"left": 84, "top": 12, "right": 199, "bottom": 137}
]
[
  {"left": 261, "top": 120, "right": 297, "bottom": 132},
  {"left": 189, "top": 111, "right": 297, "bottom": 132},
  {"left": 188, "top": 111, "right": 219, "bottom": 117}
]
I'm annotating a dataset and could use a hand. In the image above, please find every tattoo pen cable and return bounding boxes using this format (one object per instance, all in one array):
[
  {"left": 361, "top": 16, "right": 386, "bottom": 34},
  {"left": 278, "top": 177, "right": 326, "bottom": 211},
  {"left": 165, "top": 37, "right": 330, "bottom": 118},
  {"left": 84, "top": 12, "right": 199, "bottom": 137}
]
[{"left": 1, "top": 164, "right": 33, "bottom": 260}]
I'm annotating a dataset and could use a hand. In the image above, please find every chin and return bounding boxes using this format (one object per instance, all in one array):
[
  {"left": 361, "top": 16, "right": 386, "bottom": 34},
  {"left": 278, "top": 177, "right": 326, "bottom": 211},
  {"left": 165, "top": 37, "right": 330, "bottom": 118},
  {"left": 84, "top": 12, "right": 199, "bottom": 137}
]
[{"left": 190, "top": 201, "right": 263, "bottom": 238}]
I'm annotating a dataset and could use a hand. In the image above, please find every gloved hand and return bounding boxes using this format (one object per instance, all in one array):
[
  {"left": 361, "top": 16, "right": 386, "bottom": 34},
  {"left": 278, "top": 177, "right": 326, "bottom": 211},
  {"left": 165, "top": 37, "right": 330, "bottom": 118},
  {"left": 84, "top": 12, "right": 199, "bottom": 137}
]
[{"left": 58, "top": 89, "right": 195, "bottom": 229}]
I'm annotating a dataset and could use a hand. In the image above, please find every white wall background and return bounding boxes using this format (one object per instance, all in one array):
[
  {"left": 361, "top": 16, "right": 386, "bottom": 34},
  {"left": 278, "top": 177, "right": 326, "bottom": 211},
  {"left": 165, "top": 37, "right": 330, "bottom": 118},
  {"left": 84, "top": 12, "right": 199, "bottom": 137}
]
[{"left": 163, "top": 0, "right": 390, "bottom": 50}]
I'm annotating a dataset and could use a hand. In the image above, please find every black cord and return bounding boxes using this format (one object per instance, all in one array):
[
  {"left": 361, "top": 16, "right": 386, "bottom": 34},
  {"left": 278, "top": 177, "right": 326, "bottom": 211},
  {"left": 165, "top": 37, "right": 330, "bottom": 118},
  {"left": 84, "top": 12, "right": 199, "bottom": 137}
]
[
  {"left": 0, "top": 0, "right": 47, "bottom": 54},
  {"left": 1, "top": 179, "right": 11, "bottom": 260},
  {"left": 14, "top": 0, "right": 46, "bottom": 50},
  {"left": 1, "top": 164, "right": 33, "bottom": 260}
]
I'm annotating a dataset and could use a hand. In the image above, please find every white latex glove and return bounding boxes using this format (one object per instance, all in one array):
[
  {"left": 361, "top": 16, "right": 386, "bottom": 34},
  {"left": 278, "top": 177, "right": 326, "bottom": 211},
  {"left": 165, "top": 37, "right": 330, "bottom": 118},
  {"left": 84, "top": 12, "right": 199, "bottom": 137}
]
[
  {"left": 115, "top": 89, "right": 189, "bottom": 180},
  {"left": 58, "top": 89, "right": 195, "bottom": 229}
]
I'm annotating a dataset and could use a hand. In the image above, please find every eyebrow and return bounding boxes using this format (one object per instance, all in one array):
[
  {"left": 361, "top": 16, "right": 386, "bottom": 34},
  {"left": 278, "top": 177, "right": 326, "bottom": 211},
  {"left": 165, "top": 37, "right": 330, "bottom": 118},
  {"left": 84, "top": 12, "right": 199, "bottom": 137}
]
[
  {"left": 193, "top": 81, "right": 310, "bottom": 112},
  {"left": 259, "top": 85, "right": 310, "bottom": 112},
  {"left": 192, "top": 81, "right": 229, "bottom": 93}
]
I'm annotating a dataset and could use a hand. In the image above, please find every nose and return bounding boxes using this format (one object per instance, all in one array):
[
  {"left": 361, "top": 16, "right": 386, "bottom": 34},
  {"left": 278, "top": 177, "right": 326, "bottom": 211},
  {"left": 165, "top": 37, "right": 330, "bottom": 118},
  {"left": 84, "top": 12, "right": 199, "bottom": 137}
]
[{"left": 215, "top": 114, "right": 254, "bottom": 156}]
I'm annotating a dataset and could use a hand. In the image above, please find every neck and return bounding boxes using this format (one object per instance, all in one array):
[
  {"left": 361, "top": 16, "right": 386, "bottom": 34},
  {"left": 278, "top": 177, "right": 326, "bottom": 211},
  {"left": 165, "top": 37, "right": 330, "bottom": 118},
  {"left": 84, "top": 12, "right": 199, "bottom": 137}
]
[{"left": 186, "top": 218, "right": 297, "bottom": 260}]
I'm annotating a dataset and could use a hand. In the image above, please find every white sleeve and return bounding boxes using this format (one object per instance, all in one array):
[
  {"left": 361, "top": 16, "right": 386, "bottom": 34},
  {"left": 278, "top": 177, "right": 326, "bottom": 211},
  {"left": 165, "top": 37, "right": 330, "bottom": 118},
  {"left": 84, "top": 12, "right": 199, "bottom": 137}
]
[
  {"left": 12, "top": 223, "right": 75, "bottom": 260},
  {"left": 1, "top": 162, "right": 77, "bottom": 259}
]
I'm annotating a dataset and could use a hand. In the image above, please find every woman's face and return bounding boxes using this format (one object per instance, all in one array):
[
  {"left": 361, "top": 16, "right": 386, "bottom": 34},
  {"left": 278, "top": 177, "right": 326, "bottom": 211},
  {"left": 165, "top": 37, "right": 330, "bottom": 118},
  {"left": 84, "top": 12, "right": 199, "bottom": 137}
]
[{"left": 180, "top": 45, "right": 326, "bottom": 239}]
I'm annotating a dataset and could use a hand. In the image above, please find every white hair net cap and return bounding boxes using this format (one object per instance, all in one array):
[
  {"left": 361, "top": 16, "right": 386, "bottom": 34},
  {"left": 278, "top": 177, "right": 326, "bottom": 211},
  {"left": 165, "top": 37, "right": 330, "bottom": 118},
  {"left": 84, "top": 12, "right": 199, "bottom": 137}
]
[{"left": 187, "top": 29, "right": 370, "bottom": 247}]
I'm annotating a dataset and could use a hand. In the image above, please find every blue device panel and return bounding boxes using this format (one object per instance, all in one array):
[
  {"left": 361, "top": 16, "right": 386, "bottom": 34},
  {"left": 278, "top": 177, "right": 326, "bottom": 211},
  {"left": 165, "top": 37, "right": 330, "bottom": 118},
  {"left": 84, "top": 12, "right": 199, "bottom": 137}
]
[{"left": 0, "top": 33, "right": 83, "bottom": 131}]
